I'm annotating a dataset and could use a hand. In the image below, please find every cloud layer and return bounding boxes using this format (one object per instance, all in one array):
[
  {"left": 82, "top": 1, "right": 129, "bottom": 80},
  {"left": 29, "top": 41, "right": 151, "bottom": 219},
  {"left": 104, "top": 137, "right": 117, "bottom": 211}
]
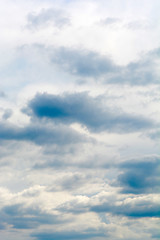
[{"left": 0, "top": 0, "right": 159, "bottom": 239}]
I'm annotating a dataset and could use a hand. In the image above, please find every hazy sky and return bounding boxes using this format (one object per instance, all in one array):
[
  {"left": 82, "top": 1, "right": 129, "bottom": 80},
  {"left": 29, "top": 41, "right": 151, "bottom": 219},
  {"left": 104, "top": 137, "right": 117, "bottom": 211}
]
[{"left": 0, "top": 0, "right": 160, "bottom": 239}]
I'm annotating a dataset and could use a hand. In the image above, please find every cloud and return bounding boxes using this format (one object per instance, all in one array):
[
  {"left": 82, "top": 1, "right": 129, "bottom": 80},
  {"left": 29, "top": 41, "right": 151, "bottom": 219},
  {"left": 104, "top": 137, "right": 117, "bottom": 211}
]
[
  {"left": 2, "top": 109, "right": 12, "bottom": 120},
  {"left": 51, "top": 173, "right": 90, "bottom": 191},
  {"left": 100, "top": 17, "right": 120, "bottom": 26},
  {"left": 0, "top": 91, "right": 6, "bottom": 97},
  {"left": 31, "top": 230, "right": 106, "bottom": 240},
  {"left": 0, "top": 0, "right": 159, "bottom": 239},
  {"left": 109, "top": 48, "right": 160, "bottom": 85},
  {"left": 26, "top": 8, "right": 70, "bottom": 30},
  {"left": 0, "top": 223, "right": 5, "bottom": 230},
  {"left": 57, "top": 190, "right": 160, "bottom": 219},
  {"left": 48, "top": 46, "right": 160, "bottom": 85},
  {"left": 0, "top": 203, "right": 65, "bottom": 229},
  {"left": 125, "top": 20, "right": 151, "bottom": 30},
  {"left": 91, "top": 198, "right": 160, "bottom": 218},
  {"left": 117, "top": 156, "right": 160, "bottom": 194},
  {"left": 46, "top": 171, "right": 107, "bottom": 193},
  {"left": 99, "top": 18, "right": 151, "bottom": 30},
  {"left": 33, "top": 150, "right": 114, "bottom": 170},
  {"left": 26, "top": 92, "right": 154, "bottom": 133},
  {"left": 0, "top": 122, "right": 87, "bottom": 146},
  {"left": 50, "top": 47, "right": 118, "bottom": 78},
  {"left": 152, "top": 233, "right": 160, "bottom": 239},
  {"left": 17, "top": 44, "right": 160, "bottom": 86},
  {"left": 147, "top": 130, "right": 160, "bottom": 140}
]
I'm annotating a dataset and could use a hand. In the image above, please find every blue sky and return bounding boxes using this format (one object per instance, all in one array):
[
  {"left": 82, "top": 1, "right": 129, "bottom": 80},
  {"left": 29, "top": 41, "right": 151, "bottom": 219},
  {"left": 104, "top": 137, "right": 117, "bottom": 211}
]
[{"left": 0, "top": 0, "right": 160, "bottom": 239}]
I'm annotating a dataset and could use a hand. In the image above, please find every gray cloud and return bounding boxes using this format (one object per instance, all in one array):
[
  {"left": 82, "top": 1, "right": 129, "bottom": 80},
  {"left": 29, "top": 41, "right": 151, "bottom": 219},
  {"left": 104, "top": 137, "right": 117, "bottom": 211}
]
[
  {"left": 57, "top": 190, "right": 160, "bottom": 219},
  {"left": 0, "top": 91, "right": 6, "bottom": 98},
  {"left": 31, "top": 230, "right": 106, "bottom": 240},
  {"left": 48, "top": 46, "right": 160, "bottom": 85},
  {"left": 0, "top": 122, "right": 87, "bottom": 146},
  {"left": 26, "top": 92, "right": 154, "bottom": 133},
  {"left": 46, "top": 172, "right": 99, "bottom": 193},
  {"left": 117, "top": 156, "right": 160, "bottom": 194},
  {"left": 110, "top": 49, "right": 160, "bottom": 85},
  {"left": 0, "top": 204, "right": 65, "bottom": 229},
  {"left": 18, "top": 44, "right": 160, "bottom": 85},
  {"left": 147, "top": 130, "right": 160, "bottom": 140},
  {"left": 91, "top": 200, "right": 160, "bottom": 218},
  {"left": 26, "top": 8, "right": 70, "bottom": 30},
  {"left": 2, "top": 109, "right": 12, "bottom": 120},
  {"left": 50, "top": 47, "right": 118, "bottom": 78},
  {"left": 54, "top": 173, "right": 89, "bottom": 191},
  {"left": 152, "top": 233, "right": 160, "bottom": 239}
]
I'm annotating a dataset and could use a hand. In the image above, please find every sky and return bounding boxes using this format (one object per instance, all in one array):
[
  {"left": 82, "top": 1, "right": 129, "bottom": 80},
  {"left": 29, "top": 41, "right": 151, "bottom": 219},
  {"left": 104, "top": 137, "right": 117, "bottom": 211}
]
[{"left": 0, "top": 0, "right": 160, "bottom": 239}]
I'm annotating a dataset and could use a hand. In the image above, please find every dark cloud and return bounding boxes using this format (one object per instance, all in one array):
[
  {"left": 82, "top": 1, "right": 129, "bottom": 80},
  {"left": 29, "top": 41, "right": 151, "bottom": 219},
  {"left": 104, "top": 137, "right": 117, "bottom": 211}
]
[
  {"left": 26, "top": 92, "right": 154, "bottom": 133},
  {"left": 0, "top": 122, "right": 87, "bottom": 146},
  {"left": 26, "top": 8, "right": 70, "bottom": 30},
  {"left": 32, "top": 230, "right": 106, "bottom": 240},
  {"left": 91, "top": 200, "right": 160, "bottom": 218},
  {"left": 117, "top": 156, "right": 160, "bottom": 194},
  {"left": 0, "top": 204, "right": 64, "bottom": 229}
]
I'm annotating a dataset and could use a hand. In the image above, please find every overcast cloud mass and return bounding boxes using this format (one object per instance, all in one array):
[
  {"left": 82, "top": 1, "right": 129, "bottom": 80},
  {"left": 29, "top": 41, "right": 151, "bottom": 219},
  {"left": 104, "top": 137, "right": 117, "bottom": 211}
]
[{"left": 0, "top": 0, "right": 160, "bottom": 239}]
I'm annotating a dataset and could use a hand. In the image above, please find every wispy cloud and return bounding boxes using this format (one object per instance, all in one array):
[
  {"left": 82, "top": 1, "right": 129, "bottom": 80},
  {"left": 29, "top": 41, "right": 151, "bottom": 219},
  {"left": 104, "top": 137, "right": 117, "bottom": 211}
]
[{"left": 26, "top": 8, "right": 71, "bottom": 30}]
